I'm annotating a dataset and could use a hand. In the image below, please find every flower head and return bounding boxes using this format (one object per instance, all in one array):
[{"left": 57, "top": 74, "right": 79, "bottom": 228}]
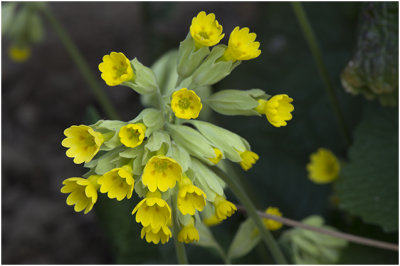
[
  {"left": 178, "top": 218, "right": 199, "bottom": 243},
  {"left": 141, "top": 225, "right": 172, "bottom": 245},
  {"left": 62, "top": 125, "right": 104, "bottom": 164},
  {"left": 222, "top": 27, "right": 261, "bottom": 62},
  {"left": 208, "top": 148, "right": 223, "bottom": 164},
  {"left": 190, "top": 11, "right": 224, "bottom": 48},
  {"left": 171, "top": 88, "right": 202, "bottom": 119},
  {"left": 98, "top": 165, "right": 134, "bottom": 200},
  {"left": 98, "top": 52, "right": 135, "bottom": 86},
  {"left": 214, "top": 195, "right": 237, "bottom": 221},
  {"left": 60, "top": 175, "right": 100, "bottom": 214},
  {"left": 177, "top": 177, "right": 207, "bottom": 215},
  {"left": 142, "top": 155, "right": 182, "bottom": 192},
  {"left": 239, "top": 150, "right": 259, "bottom": 171},
  {"left": 132, "top": 191, "right": 172, "bottom": 231},
  {"left": 263, "top": 207, "right": 283, "bottom": 231},
  {"left": 9, "top": 45, "right": 31, "bottom": 62},
  {"left": 119, "top": 123, "right": 146, "bottom": 148},
  {"left": 264, "top": 94, "right": 294, "bottom": 127},
  {"left": 306, "top": 148, "right": 340, "bottom": 184}
]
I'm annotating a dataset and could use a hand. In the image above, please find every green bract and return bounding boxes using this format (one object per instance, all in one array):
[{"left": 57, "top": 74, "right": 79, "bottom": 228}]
[{"left": 177, "top": 35, "right": 210, "bottom": 79}]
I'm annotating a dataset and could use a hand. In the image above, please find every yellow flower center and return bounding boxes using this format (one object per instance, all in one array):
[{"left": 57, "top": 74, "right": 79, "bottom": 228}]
[
  {"left": 198, "top": 31, "right": 210, "bottom": 40},
  {"left": 178, "top": 97, "right": 191, "bottom": 109},
  {"left": 153, "top": 160, "right": 170, "bottom": 172}
]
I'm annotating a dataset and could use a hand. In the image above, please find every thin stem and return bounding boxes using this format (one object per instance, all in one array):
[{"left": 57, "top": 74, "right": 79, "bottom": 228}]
[
  {"left": 40, "top": 4, "right": 120, "bottom": 120},
  {"left": 236, "top": 205, "right": 398, "bottom": 252},
  {"left": 211, "top": 166, "right": 287, "bottom": 264},
  {"left": 171, "top": 193, "right": 189, "bottom": 264},
  {"left": 291, "top": 2, "right": 351, "bottom": 147}
]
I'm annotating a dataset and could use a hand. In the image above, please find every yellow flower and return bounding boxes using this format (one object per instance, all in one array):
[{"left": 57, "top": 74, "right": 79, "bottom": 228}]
[
  {"left": 177, "top": 177, "right": 207, "bottom": 215},
  {"left": 239, "top": 150, "right": 259, "bottom": 171},
  {"left": 98, "top": 165, "right": 134, "bottom": 201},
  {"left": 306, "top": 148, "right": 340, "bottom": 184},
  {"left": 142, "top": 155, "right": 182, "bottom": 192},
  {"left": 263, "top": 94, "right": 294, "bottom": 127},
  {"left": 221, "top": 26, "right": 261, "bottom": 62},
  {"left": 208, "top": 148, "right": 223, "bottom": 164},
  {"left": 203, "top": 213, "right": 223, "bottom": 227},
  {"left": 213, "top": 195, "right": 237, "bottom": 220},
  {"left": 141, "top": 225, "right": 172, "bottom": 245},
  {"left": 132, "top": 191, "right": 172, "bottom": 231},
  {"left": 263, "top": 207, "right": 283, "bottom": 231},
  {"left": 190, "top": 11, "right": 224, "bottom": 48},
  {"left": 62, "top": 125, "right": 104, "bottom": 164},
  {"left": 178, "top": 218, "right": 199, "bottom": 243},
  {"left": 119, "top": 123, "right": 146, "bottom": 148},
  {"left": 8, "top": 45, "right": 31, "bottom": 62},
  {"left": 60, "top": 175, "right": 100, "bottom": 214},
  {"left": 98, "top": 52, "right": 135, "bottom": 86},
  {"left": 171, "top": 88, "right": 202, "bottom": 120}
]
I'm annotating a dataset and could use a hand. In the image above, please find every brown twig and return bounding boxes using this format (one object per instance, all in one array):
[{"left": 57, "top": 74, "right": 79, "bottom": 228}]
[{"left": 236, "top": 205, "right": 398, "bottom": 252}]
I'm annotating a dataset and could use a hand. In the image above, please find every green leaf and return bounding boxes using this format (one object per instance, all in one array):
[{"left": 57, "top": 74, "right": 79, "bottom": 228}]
[
  {"left": 145, "top": 130, "right": 171, "bottom": 152},
  {"left": 28, "top": 12, "right": 44, "bottom": 43},
  {"left": 2, "top": 2, "right": 18, "bottom": 36},
  {"left": 190, "top": 158, "right": 224, "bottom": 196},
  {"left": 335, "top": 103, "right": 398, "bottom": 232},
  {"left": 227, "top": 218, "right": 261, "bottom": 261}
]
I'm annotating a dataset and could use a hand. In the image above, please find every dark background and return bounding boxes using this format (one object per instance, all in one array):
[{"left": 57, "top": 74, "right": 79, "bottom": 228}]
[{"left": 2, "top": 2, "right": 398, "bottom": 264}]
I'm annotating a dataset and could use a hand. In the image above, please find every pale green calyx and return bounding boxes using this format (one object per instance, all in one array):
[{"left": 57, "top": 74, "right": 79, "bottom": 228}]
[
  {"left": 207, "top": 89, "right": 271, "bottom": 116},
  {"left": 123, "top": 58, "right": 159, "bottom": 95}
]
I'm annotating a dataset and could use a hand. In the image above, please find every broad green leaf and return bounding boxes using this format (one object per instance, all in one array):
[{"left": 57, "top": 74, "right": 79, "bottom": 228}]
[
  {"left": 227, "top": 218, "right": 261, "bottom": 261},
  {"left": 145, "top": 130, "right": 170, "bottom": 152},
  {"left": 335, "top": 103, "right": 398, "bottom": 232},
  {"left": 190, "top": 158, "right": 224, "bottom": 196}
]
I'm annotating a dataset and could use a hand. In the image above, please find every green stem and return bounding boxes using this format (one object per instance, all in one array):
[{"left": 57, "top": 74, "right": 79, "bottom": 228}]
[
  {"left": 291, "top": 2, "right": 351, "bottom": 147},
  {"left": 211, "top": 166, "right": 287, "bottom": 264},
  {"left": 40, "top": 4, "right": 120, "bottom": 120},
  {"left": 171, "top": 193, "right": 189, "bottom": 264}
]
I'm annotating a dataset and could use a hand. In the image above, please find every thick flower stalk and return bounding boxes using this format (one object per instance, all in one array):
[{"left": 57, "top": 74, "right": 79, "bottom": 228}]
[{"left": 60, "top": 11, "right": 293, "bottom": 255}]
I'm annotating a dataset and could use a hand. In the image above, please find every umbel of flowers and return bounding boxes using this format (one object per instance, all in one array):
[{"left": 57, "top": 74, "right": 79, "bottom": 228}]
[{"left": 60, "top": 11, "right": 294, "bottom": 245}]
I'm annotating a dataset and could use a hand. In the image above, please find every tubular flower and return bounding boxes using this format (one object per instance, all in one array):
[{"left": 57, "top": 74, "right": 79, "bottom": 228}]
[
  {"left": 132, "top": 191, "right": 172, "bottom": 231},
  {"left": 203, "top": 213, "right": 223, "bottom": 227},
  {"left": 213, "top": 195, "right": 237, "bottom": 221},
  {"left": 9, "top": 45, "right": 31, "bottom": 62},
  {"left": 177, "top": 177, "right": 207, "bottom": 215},
  {"left": 98, "top": 52, "right": 135, "bottom": 86},
  {"left": 62, "top": 125, "right": 104, "bottom": 164},
  {"left": 60, "top": 175, "right": 100, "bottom": 214},
  {"left": 264, "top": 94, "right": 294, "bottom": 127},
  {"left": 141, "top": 225, "right": 172, "bottom": 244},
  {"left": 239, "top": 150, "right": 259, "bottom": 171},
  {"left": 208, "top": 148, "right": 223, "bottom": 164},
  {"left": 306, "top": 148, "right": 340, "bottom": 184},
  {"left": 178, "top": 218, "right": 200, "bottom": 243},
  {"left": 98, "top": 165, "right": 134, "bottom": 201},
  {"left": 142, "top": 155, "right": 182, "bottom": 192},
  {"left": 119, "top": 123, "right": 146, "bottom": 148},
  {"left": 171, "top": 88, "right": 203, "bottom": 119},
  {"left": 190, "top": 11, "right": 224, "bottom": 48},
  {"left": 263, "top": 207, "right": 283, "bottom": 231},
  {"left": 221, "top": 26, "right": 261, "bottom": 62}
]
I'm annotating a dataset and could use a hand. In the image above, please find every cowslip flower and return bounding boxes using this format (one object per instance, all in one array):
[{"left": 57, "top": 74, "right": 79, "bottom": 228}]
[
  {"left": 239, "top": 150, "right": 259, "bottom": 171},
  {"left": 119, "top": 123, "right": 146, "bottom": 148},
  {"left": 141, "top": 225, "right": 172, "bottom": 244},
  {"left": 8, "top": 45, "right": 31, "bottom": 62},
  {"left": 213, "top": 195, "right": 237, "bottom": 220},
  {"left": 142, "top": 155, "right": 182, "bottom": 192},
  {"left": 263, "top": 207, "right": 283, "bottom": 231},
  {"left": 190, "top": 11, "right": 224, "bottom": 48},
  {"left": 60, "top": 175, "right": 100, "bottom": 214},
  {"left": 208, "top": 148, "right": 223, "bottom": 164},
  {"left": 177, "top": 176, "right": 207, "bottom": 215},
  {"left": 221, "top": 26, "right": 261, "bottom": 62},
  {"left": 132, "top": 191, "right": 172, "bottom": 230},
  {"left": 171, "top": 88, "right": 202, "bottom": 120},
  {"left": 203, "top": 213, "right": 222, "bottom": 227},
  {"left": 257, "top": 94, "right": 294, "bottom": 127},
  {"left": 98, "top": 52, "right": 135, "bottom": 86},
  {"left": 306, "top": 148, "right": 340, "bottom": 184},
  {"left": 178, "top": 218, "right": 199, "bottom": 243},
  {"left": 98, "top": 165, "right": 134, "bottom": 200},
  {"left": 62, "top": 125, "right": 104, "bottom": 164}
]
